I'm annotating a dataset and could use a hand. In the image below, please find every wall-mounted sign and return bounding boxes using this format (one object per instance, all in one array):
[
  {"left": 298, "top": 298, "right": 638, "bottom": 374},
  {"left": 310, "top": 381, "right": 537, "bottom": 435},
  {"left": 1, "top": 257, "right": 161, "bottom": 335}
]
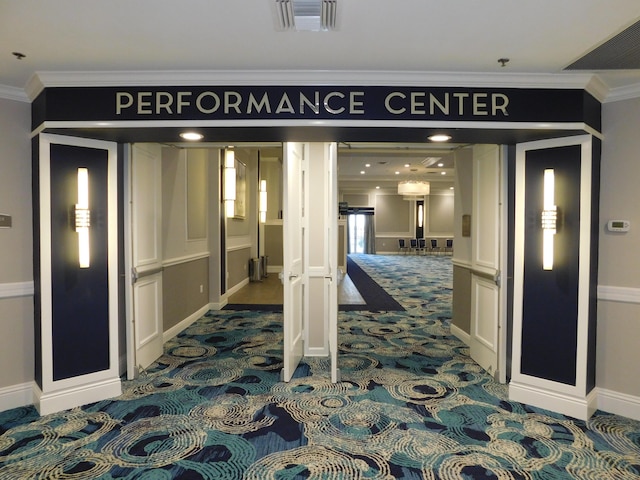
[{"left": 32, "top": 85, "right": 601, "bottom": 132}]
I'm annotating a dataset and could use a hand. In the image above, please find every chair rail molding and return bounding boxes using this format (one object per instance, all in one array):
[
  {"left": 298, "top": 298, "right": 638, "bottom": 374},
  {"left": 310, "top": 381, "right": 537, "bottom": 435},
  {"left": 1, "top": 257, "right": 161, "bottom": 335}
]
[{"left": 0, "top": 281, "right": 35, "bottom": 299}]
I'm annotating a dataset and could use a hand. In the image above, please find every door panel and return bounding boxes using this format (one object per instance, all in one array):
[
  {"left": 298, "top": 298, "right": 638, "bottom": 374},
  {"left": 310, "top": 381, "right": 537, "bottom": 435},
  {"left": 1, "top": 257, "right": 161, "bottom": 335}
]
[
  {"left": 327, "top": 143, "right": 340, "bottom": 383},
  {"left": 127, "top": 143, "right": 164, "bottom": 377},
  {"left": 470, "top": 145, "right": 505, "bottom": 381},
  {"left": 282, "top": 142, "right": 306, "bottom": 382}
]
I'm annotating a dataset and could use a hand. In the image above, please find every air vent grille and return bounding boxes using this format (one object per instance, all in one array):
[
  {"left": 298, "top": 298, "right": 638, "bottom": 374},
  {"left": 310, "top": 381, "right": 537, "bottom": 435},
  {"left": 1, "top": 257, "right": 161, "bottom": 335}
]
[
  {"left": 565, "top": 19, "right": 640, "bottom": 70},
  {"left": 274, "top": 0, "right": 337, "bottom": 31}
]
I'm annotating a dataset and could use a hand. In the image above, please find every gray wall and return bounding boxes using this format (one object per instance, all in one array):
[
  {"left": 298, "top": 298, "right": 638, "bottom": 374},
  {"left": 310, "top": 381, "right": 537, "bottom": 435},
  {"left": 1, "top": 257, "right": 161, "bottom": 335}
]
[
  {"left": 163, "top": 258, "right": 209, "bottom": 331},
  {"left": 0, "top": 97, "right": 33, "bottom": 394},
  {"left": 597, "top": 97, "right": 640, "bottom": 398}
]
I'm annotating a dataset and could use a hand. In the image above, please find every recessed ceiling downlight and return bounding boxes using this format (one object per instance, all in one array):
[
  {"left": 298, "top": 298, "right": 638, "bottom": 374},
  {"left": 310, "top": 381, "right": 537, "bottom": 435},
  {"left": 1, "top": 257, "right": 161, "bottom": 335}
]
[
  {"left": 428, "top": 134, "right": 451, "bottom": 142},
  {"left": 180, "top": 132, "right": 204, "bottom": 141}
]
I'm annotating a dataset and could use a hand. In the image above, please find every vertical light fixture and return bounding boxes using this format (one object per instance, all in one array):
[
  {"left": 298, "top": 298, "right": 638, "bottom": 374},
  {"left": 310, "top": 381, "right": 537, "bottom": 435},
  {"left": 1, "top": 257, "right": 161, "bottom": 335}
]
[
  {"left": 224, "top": 148, "right": 236, "bottom": 218},
  {"left": 74, "top": 167, "right": 91, "bottom": 268},
  {"left": 259, "top": 179, "right": 268, "bottom": 223},
  {"left": 417, "top": 203, "right": 424, "bottom": 228},
  {"left": 541, "top": 168, "right": 557, "bottom": 270}
]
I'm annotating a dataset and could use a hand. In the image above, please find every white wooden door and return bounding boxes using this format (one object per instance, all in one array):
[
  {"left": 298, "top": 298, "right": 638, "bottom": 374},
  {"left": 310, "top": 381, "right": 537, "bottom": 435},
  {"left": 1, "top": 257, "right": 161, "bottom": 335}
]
[
  {"left": 326, "top": 143, "right": 340, "bottom": 383},
  {"left": 281, "top": 142, "right": 306, "bottom": 382},
  {"left": 470, "top": 144, "right": 507, "bottom": 382},
  {"left": 126, "top": 143, "right": 164, "bottom": 379}
]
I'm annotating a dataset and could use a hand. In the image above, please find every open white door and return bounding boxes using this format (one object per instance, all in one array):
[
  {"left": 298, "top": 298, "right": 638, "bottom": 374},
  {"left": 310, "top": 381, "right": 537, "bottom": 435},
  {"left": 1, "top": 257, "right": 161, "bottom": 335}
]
[
  {"left": 281, "top": 142, "right": 306, "bottom": 382},
  {"left": 125, "top": 143, "right": 164, "bottom": 379},
  {"left": 469, "top": 145, "right": 507, "bottom": 382},
  {"left": 326, "top": 143, "right": 340, "bottom": 383}
]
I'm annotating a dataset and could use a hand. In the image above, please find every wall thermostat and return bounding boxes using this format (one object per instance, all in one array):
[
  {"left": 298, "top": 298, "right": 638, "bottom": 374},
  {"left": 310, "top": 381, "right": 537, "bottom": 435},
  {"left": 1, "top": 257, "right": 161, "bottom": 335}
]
[{"left": 607, "top": 220, "right": 630, "bottom": 232}]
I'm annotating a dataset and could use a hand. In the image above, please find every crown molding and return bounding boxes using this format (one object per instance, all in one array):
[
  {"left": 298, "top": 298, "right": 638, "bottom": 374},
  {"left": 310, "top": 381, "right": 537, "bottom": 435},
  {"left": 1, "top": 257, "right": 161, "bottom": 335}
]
[
  {"left": 0, "top": 84, "right": 29, "bottom": 103},
  {"left": 602, "top": 82, "right": 640, "bottom": 103},
  {"left": 27, "top": 70, "right": 602, "bottom": 99}
]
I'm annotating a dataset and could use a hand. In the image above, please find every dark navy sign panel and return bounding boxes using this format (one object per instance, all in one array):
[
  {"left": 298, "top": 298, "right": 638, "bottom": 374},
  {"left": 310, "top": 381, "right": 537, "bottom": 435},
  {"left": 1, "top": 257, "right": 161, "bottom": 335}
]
[
  {"left": 520, "top": 145, "right": 581, "bottom": 386},
  {"left": 50, "top": 144, "right": 110, "bottom": 381},
  {"left": 32, "top": 86, "right": 600, "bottom": 131}
]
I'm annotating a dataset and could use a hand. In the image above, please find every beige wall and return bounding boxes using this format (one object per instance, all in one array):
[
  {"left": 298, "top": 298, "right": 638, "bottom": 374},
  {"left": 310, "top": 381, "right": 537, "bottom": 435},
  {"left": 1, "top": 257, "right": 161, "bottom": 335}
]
[
  {"left": 0, "top": 97, "right": 34, "bottom": 394},
  {"left": 228, "top": 248, "right": 251, "bottom": 289},
  {"left": 163, "top": 258, "right": 209, "bottom": 331},
  {"left": 597, "top": 98, "right": 640, "bottom": 398}
]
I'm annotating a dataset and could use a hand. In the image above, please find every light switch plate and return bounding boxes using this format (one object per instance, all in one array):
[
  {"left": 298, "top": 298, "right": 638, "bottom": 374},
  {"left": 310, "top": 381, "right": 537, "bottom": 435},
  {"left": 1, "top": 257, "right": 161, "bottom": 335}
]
[{"left": 0, "top": 214, "right": 12, "bottom": 228}]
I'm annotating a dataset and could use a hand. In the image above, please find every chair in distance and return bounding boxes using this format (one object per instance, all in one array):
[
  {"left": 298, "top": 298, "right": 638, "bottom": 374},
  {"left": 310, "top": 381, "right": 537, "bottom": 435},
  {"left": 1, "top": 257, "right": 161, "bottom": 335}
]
[
  {"left": 429, "top": 239, "right": 441, "bottom": 255},
  {"left": 398, "top": 238, "right": 409, "bottom": 255},
  {"left": 444, "top": 238, "right": 453, "bottom": 255},
  {"left": 409, "top": 238, "right": 418, "bottom": 254},
  {"left": 417, "top": 238, "right": 427, "bottom": 255}
]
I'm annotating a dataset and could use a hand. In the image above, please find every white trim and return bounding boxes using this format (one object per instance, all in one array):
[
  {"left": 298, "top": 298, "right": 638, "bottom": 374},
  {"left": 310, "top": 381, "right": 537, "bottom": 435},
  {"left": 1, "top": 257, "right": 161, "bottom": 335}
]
[
  {"left": 226, "top": 277, "right": 249, "bottom": 297},
  {"left": 36, "top": 119, "right": 594, "bottom": 134},
  {"left": 37, "top": 134, "right": 122, "bottom": 413},
  {"left": 208, "top": 300, "right": 227, "bottom": 311},
  {"left": 452, "top": 258, "right": 473, "bottom": 269},
  {"left": 162, "top": 252, "right": 210, "bottom": 268},
  {"left": 0, "top": 281, "right": 34, "bottom": 299},
  {"left": 34, "top": 377, "right": 122, "bottom": 416},
  {"left": 509, "top": 381, "right": 598, "bottom": 421},
  {"left": 226, "top": 235, "right": 252, "bottom": 252},
  {"left": 27, "top": 70, "right": 602, "bottom": 100},
  {"left": 163, "top": 305, "right": 210, "bottom": 342},
  {"left": 450, "top": 324, "right": 470, "bottom": 346},
  {"left": 597, "top": 388, "right": 640, "bottom": 421},
  {"left": 598, "top": 285, "right": 640, "bottom": 304},
  {"left": 0, "top": 84, "right": 29, "bottom": 102},
  {"left": 512, "top": 135, "right": 594, "bottom": 403},
  {"left": 604, "top": 83, "right": 640, "bottom": 104},
  {"left": 305, "top": 346, "right": 329, "bottom": 357},
  {"left": 0, "top": 382, "right": 34, "bottom": 411}
]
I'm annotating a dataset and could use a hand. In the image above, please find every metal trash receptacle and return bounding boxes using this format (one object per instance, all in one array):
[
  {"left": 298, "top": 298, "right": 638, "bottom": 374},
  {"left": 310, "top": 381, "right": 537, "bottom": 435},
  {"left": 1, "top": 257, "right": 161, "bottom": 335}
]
[
  {"left": 261, "top": 255, "right": 268, "bottom": 278},
  {"left": 250, "top": 257, "right": 262, "bottom": 282}
]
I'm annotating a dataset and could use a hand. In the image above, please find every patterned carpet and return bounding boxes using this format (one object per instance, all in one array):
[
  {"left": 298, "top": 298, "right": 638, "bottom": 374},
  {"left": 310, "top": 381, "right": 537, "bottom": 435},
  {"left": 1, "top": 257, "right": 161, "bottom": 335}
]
[{"left": 1, "top": 254, "right": 639, "bottom": 479}]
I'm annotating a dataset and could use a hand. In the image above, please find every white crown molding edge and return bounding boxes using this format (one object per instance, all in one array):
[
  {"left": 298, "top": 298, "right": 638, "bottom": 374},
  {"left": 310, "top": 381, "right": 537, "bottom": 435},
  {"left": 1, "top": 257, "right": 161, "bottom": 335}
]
[
  {"left": 598, "top": 285, "right": 640, "bottom": 304},
  {"left": 25, "top": 70, "right": 608, "bottom": 100},
  {"left": 602, "top": 82, "right": 640, "bottom": 104},
  {"left": 0, "top": 84, "right": 29, "bottom": 102},
  {"left": 0, "top": 281, "right": 35, "bottom": 299}
]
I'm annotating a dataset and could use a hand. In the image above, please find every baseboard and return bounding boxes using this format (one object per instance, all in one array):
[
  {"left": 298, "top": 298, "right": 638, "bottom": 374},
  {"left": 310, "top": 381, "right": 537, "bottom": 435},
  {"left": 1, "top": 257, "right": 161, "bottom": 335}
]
[
  {"left": 450, "top": 324, "right": 470, "bottom": 345},
  {"left": 163, "top": 304, "right": 210, "bottom": 342},
  {"left": 597, "top": 388, "right": 640, "bottom": 421},
  {"left": 0, "top": 382, "right": 34, "bottom": 412},
  {"left": 227, "top": 278, "right": 249, "bottom": 297},
  {"left": 34, "top": 377, "right": 122, "bottom": 416},
  {"left": 209, "top": 299, "right": 227, "bottom": 310},
  {"left": 305, "top": 346, "right": 329, "bottom": 357},
  {"left": 509, "top": 381, "right": 598, "bottom": 421}
]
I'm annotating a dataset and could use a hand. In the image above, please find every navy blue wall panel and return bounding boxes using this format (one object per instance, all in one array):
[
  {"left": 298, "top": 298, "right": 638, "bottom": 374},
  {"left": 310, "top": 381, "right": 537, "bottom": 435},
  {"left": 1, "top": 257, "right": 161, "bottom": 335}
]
[
  {"left": 521, "top": 145, "right": 582, "bottom": 386},
  {"left": 49, "top": 144, "right": 110, "bottom": 381}
]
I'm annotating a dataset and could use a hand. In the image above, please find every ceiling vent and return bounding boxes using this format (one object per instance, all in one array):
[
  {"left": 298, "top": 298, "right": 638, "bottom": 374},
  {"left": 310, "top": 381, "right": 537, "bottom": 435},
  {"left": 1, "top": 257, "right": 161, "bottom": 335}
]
[
  {"left": 565, "top": 19, "right": 640, "bottom": 70},
  {"left": 273, "top": 0, "right": 338, "bottom": 31}
]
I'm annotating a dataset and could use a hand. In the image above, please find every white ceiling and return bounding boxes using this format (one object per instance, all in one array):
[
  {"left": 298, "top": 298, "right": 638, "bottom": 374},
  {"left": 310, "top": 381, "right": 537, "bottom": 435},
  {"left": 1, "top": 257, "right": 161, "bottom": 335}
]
[
  {"left": 2, "top": 0, "right": 640, "bottom": 93},
  {"left": 2, "top": 0, "right": 639, "bottom": 188}
]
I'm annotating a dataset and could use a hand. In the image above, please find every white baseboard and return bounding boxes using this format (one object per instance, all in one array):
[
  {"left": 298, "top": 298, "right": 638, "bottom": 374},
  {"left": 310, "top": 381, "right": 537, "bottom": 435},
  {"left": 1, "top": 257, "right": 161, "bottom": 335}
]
[
  {"left": 597, "top": 388, "right": 640, "bottom": 421},
  {"left": 450, "top": 324, "right": 470, "bottom": 345},
  {"left": 163, "top": 305, "right": 211, "bottom": 342},
  {"left": 226, "top": 278, "right": 249, "bottom": 297},
  {"left": 305, "top": 346, "right": 329, "bottom": 357},
  {"left": 34, "top": 377, "right": 122, "bottom": 416},
  {"left": 0, "top": 382, "right": 34, "bottom": 411},
  {"left": 509, "top": 381, "right": 598, "bottom": 421}
]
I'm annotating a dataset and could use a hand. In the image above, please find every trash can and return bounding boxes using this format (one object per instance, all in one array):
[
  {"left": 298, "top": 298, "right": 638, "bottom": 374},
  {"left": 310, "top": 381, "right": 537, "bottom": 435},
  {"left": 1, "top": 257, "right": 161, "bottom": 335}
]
[
  {"left": 250, "top": 257, "right": 262, "bottom": 282},
  {"left": 261, "top": 255, "right": 269, "bottom": 278}
]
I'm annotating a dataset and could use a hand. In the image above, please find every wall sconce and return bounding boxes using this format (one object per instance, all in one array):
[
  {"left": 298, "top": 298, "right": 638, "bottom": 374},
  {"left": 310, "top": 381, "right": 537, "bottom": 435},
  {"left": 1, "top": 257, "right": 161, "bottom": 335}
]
[
  {"left": 417, "top": 203, "right": 424, "bottom": 228},
  {"left": 541, "top": 168, "right": 557, "bottom": 270},
  {"left": 224, "top": 148, "right": 236, "bottom": 218},
  {"left": 74, "top": 167, "right": 91, "bottom": 268},
  {"left": 259, "top": 179, "right": 268, "bottom": 224}
]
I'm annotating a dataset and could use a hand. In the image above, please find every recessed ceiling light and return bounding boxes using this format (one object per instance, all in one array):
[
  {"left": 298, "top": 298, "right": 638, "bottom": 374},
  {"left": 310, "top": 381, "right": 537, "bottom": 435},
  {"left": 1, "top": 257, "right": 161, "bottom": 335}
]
[
  {"left": 437, "top": 163, "right": 444, "bottom": 167},
  {"left": 404, "top": 164, "right": 410, "bottom": 168},
  {"left": 428, "top": 134, "right": 451, "bottom": 142},
  {"left": 365, "top": 163, "right": 371, "bottom": 167},
  {"left": 441, "top": 172, "right": 446, "bottom": 175},
  {"left": 360, "top": 171, "right": 365, "bottom": 174},
  {"left": 180, "top": 132, "right": 204, "bottom": 141},
  {"left": 376, "top": 186, "right": 380, "bottom": 189},
  {"left": 395, "top": 171, "right": 400, "bottom": 175},
  {"left": 450, "top": 186, "right": 454, "bottom": 190}
]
